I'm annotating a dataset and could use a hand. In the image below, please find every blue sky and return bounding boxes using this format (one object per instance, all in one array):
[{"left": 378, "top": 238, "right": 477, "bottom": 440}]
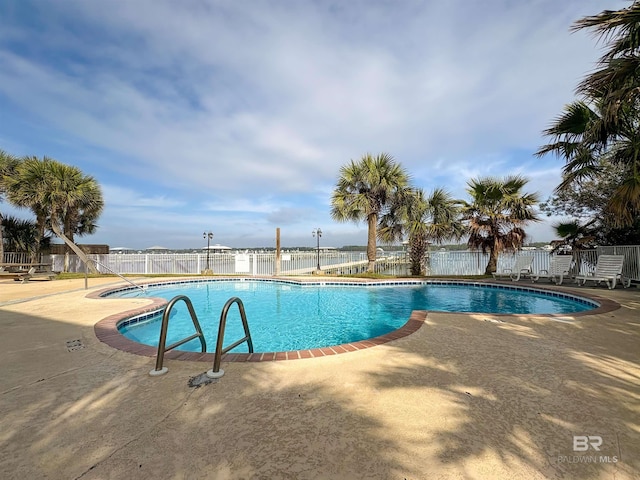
[{"left": 0, "top": 0, "right": 613, "bottom": 249}]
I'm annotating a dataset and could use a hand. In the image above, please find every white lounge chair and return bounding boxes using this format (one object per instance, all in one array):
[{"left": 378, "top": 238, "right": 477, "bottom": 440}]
[
  {"left": 574, "top": 254, "right": 630, "bottom": 289},
  {"left": 531, "top": 255, "right": 573, "bottom": 285},
  {"left": 492, "top": 255, "right": 533, "bottom": 281}
]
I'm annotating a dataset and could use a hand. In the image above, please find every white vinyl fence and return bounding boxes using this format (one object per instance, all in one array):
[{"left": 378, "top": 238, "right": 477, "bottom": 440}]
[
  {"left": 49, "top": 251, "right": 378, "bottom": 276},
  {"left": 6, "top": 245, "right": 640, "bottom": 282}
]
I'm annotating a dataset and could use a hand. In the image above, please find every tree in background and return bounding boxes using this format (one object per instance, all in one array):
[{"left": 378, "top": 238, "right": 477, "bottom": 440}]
[
  {"left": 331, "top": 153, "right": 411, "bottom": 272},
  {"left": 573, "top": 2, "right": 640, "bottom": 125},
  {"left": 550, "top": 219, "right": 598, "bottom": 254},
  {"left": 4, "top": 156, "right": 103, "bottom": 271},
  {"left": 538, "top": 3, "right": 640, "bottom": 228},
  {"left": 0, "top": 149, "right": 20, "bottom": 262},
  {"left": 380, "top": 188, "right": 464, "bottom": 275},
  {"left": 461, "top": 175, "right": 540, "bottom": 275},
  {"left": 3, "top": 156, "right": 50, "bottom": 261},
  {"left": 539, "top": 160, "right": 640, "bottom": 245},
  {"left": 1, "top": 215, "right": 49, "bottom": 256}
]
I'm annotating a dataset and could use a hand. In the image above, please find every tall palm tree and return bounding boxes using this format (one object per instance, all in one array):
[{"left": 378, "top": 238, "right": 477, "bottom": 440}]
[
  {"left": 461, "top": 175, "right": 540, "bottom": 275},
  {"left": 47, "top": 161, "right": 104, "bottom": 271},
  {"left": 44, "top": 161, "right": 104, "bottom": 272},
  {"left": 535, "top": 101, "right": 606, "bottom": 188},
  {"left": 380, "top": 188, "right": 465, "bottom": 275},
  {"left": 5, "top": 156, "right": 54, "bottom": 262},
  {"left": 536, "top": 99, "right": 640, "bottom": 226},
  {"left": 331, "top": 153, "right": 410, "bottom": 272},
  {"left": 0, "top": 149, "right": 21, "bottom": 262},
  {"left": 537, "top": 3, "right": 640, "bottom": 227},
  {"left": 572, "top": 2, "right": 640, "bottom": 125},
  {"left": 5, "top": 156, "right": 103, "bottom": 271}
]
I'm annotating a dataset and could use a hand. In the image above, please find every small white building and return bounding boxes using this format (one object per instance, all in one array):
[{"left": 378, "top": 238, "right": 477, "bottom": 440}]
[{"left": 203, "top": 244, "right": 232, "bottom": 253}]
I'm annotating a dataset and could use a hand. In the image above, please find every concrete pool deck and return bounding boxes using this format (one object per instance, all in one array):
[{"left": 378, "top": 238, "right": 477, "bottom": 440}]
[{"left": 0, "top": 276, "right": 639, "bottom": 479}]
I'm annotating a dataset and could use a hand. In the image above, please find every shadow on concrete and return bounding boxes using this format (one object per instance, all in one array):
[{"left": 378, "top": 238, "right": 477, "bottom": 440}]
[
  {"left": 365, "top": 306, "right": 640, "bottom": 479},
  {"left": 0, "top": 309, "right": 406, "bottom": 479}
]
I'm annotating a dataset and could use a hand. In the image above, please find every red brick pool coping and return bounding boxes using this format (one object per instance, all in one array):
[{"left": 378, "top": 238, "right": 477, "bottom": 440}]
[{"left": 91, "top": 277, "right": 620, "bottom": 363}]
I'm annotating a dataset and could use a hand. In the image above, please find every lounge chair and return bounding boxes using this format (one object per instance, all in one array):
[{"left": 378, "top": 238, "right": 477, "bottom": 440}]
[
  {"left": 574, "top": 254, "right": 630, "bottom": 289},
  {"left": 492, "top": 255, "right": 533, "bottom": 281},
  {"left": 531, "top": 255, "right": 573, "bottom": 285}
]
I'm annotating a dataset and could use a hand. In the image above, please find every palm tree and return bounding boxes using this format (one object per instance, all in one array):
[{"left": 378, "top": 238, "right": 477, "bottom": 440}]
[
  {"left": 536, "top": 99, "right": 640, "bottom": 226},
  {"left": 537, "top": 3, "right": 640, "bottom": 227},
  {"left": 0, "top": 149, "right": 21, "bottom": 262},
  {"left": 461, "top": 175, "right": 540, "bottom": 275},
  {"left": 331, "top": 153, "right": 410, "bottom": 272},
  {"left": 550, "top": 219, "right": 597, "bottom": 253},
  {"left": 5, "top": 156, "right": 54, "bottom": 262},
  {"left": 535, "top": 101, "right": 605, "bottom": 188},
  {"left": 46, "top": 161, "right": 104, "bottom": 271},
  {"left": 44, "top": 160, "right": 104, "bottom": 272},
  {"left": 4, "top": 156, "right": 103, "bottom": 271},
  {"left": 572, "top": 2, "right": 640, "bottom": 125},
  {"left": 380, "top": 188, "right": 465, "bottom": 275},
  {"left": 1, "top": 215, "right": 47, "bottom": 256}
]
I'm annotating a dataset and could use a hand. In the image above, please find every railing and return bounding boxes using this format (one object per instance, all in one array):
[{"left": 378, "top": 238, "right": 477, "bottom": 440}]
[
  {"left": 44, "top": 251, "right": 382, "bottom": 276},
  {"left": 149, "top": 295, "right": 207, "bottom": 376},
  {"left": 149, "top": 295, "right": 253, "bottom": 379},
  {"left": 1, "top": 252, "right": 36, "bottom": 264},
  {"left": 11, "top": 245, "right": 639, "bottom": 282},
  {"left": 88, "top": 258, "right": 147, "bottom": 294},
  {"left": 206, "top": 297, "right": 253, "bottom": 379}
]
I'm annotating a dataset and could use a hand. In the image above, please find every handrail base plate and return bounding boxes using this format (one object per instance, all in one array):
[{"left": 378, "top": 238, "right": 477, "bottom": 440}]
[{"left": 206, "top": 369, "right": 225, "bottom": 379}]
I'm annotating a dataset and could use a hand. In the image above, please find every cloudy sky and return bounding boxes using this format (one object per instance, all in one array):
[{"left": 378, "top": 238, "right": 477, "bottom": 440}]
[{"left": 0, "top": 0, "right": 616, "bottom": 249}]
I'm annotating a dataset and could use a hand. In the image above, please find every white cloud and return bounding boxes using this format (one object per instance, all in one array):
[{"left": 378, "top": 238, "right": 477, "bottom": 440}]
[
  {"left": 0, "top": 0, "right": 609, "bottom": 247},
  {"left": 102, "top": 184, "right": 187, "bottom": 209}
]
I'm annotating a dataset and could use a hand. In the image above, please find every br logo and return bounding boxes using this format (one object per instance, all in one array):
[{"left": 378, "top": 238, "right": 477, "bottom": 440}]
[{"left": 573, "top": 435, "right": 603, "bottom": 452}]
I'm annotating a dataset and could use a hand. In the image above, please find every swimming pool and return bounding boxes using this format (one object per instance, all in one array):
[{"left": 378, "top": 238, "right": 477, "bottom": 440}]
[{"left": 108, "top": 279, "right": 598, "bottom": 354}]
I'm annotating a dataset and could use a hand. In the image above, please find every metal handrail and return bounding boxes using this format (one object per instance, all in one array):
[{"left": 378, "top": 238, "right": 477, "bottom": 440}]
[
  {"left": 88, "top": 258, "right": 147, "bottom": 294},
  {"left": 206, "top": 297, "right": 253, "bottom": 379},
  {"left": 149, "top": 295, "right": 207, "bottom": 376}
]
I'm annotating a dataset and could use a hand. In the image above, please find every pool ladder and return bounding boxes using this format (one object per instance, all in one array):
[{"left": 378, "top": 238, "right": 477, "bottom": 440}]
[{"left": 149, "top": 295, "right": 253, "bottom": 378}]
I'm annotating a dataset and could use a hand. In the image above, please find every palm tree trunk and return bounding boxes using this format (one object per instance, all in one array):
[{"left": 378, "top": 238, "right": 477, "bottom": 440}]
[
  {"left": 409, "top": 234, "right": 428, "bottom": 276},
  {"left": 50, "top": 221, "right": 98, "bottom": 273},
  {"left": 486, "top": 246, "right": 498, "bottom": 275},
  {"left": 63, "top": 216, "right": 74, "bottom": 273},
  {"left": 31, "top": 214, "right": 46, "bottom": 264},
  {"left": 366, "top": 213, "right": 377, "bottom": 272},
  {"left": 0, "top": 211, "right": 4, "bottom": 263}
]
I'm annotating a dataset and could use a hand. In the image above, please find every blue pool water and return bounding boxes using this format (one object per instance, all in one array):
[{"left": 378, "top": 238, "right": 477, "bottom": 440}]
[{"left": 112, "top": 280, "right": 597, "bottom": 353}]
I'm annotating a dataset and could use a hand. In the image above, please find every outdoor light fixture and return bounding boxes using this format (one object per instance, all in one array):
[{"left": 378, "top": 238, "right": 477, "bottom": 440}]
[
  {"left": 312, "top": 228, "right": 322, "bottom": 271},
  {"left": 203, "top": 231, "right": 213, "bottom": 271}
]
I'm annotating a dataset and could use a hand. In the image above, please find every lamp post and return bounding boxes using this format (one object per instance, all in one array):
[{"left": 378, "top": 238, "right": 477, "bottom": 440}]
[
  {"left": 203, "top": 231, "right": 213, "bottom": 271},
  {"left": 312, "top": 228, "right": 322, "bottom": 271}
]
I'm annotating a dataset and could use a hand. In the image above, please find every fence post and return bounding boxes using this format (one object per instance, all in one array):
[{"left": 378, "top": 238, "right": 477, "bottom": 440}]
[{"left": 275, "top": 228, "right": 281, "bottom": 276}]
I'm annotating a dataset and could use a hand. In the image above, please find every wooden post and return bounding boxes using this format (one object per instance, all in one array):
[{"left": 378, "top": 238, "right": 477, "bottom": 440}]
[{"left": 275, "top": 228, "right": 281, "bottom": 276}]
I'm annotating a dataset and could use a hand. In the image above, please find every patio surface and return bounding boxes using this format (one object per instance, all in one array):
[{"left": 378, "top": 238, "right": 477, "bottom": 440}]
[{"left": 0, "top": 276, "right": 639, "bottom": 479}]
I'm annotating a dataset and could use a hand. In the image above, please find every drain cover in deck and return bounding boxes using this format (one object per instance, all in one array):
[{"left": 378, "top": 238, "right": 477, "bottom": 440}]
[{"left": 66, "top": 339, "right": 85, "bottom": 351}]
